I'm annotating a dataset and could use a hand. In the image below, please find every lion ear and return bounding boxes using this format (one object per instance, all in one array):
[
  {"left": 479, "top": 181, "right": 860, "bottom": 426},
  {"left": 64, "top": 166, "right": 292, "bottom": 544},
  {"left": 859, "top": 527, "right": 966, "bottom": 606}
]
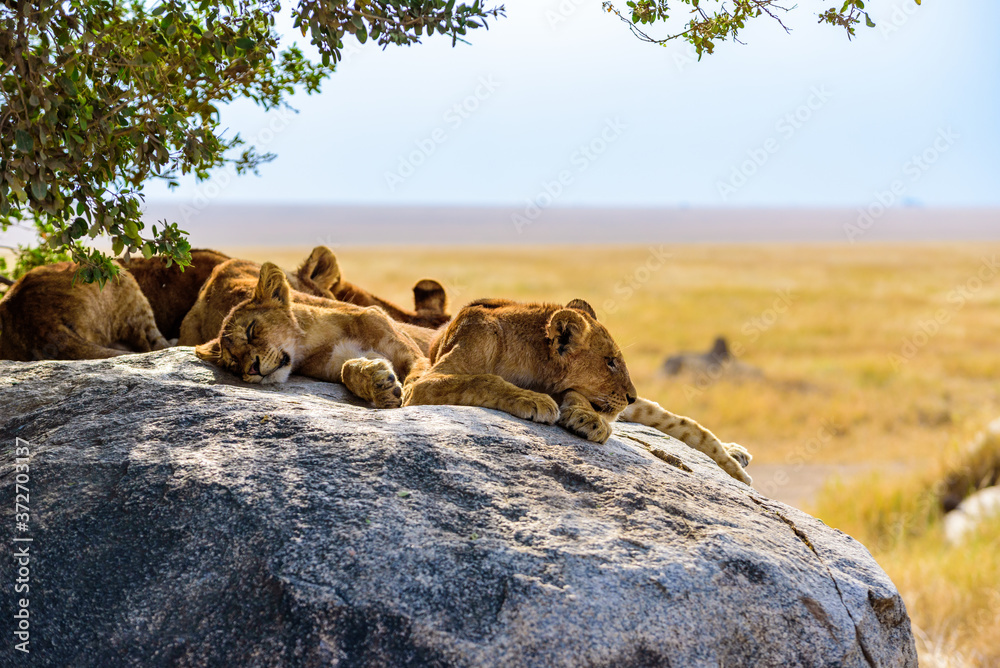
[
  {"left": 195, "top": 338, "right": 222, "bottom": 363},
  {"left": 254, "top": 262, "right": 292, "bottom": 307},
  {"left": 547, "top": 308, "right": 591, "bottom": 357},
  {"left": 566, "top": 298, "right": 597, "bottom": 320},
  {"left": 413, "top": 279, "right": 447, "bottom": 314},
  {"left": 299, "top": 246, "right": 341, "bottom": 293}
]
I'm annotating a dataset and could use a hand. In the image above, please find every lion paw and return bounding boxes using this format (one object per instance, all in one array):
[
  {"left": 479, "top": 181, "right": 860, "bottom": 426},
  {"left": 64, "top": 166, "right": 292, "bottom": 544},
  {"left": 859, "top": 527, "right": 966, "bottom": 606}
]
[
  {"left": 367, "top": 360, "right": 403, "bottom": 409},
  {"left": 508, "top": 393, "right": 560, "bottom": 425},
  {"left": 559, "top": 406, "right": 612, "bottom": 444},
  {"left": 343, "top": 358, "right": 403, "bottom": 409},
  {"left": 725, "top": 442, "right": 752, "bottom": 469}
]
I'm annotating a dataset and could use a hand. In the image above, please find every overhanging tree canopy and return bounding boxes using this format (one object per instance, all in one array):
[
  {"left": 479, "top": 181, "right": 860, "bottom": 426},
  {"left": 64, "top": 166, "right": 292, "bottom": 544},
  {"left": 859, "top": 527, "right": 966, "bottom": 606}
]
[{"left": 1, "top": 0, "right": 880, "bottom": 284}]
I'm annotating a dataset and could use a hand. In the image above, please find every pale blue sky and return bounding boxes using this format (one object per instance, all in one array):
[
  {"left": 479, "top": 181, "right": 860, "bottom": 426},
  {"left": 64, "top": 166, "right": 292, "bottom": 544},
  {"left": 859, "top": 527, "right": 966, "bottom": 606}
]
[{"left": 144, "top": 0, "right": 1000, "bottom": 209}]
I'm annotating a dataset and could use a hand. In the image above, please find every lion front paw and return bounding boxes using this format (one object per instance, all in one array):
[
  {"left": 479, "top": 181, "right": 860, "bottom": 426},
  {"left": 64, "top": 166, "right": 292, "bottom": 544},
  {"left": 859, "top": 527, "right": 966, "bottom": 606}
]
[
  {"left": 725, "top": 442, "right": 752, "bottom": 469},
  {"left": 343, "top": 358, "right": 403, "bottom": 409},
  {"left": 367, "top": 360, "right": 403, "bottom": 409},
  {"left": 508, "top": 393, "right": 560, "bottom": 425},
  {"left": 559, "top": 406, "right": 612, "bottom": 444}
]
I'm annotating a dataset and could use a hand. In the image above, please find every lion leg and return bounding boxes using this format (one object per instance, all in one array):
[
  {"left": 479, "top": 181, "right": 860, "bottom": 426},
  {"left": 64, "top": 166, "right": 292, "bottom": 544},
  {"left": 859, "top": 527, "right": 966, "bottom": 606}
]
[
  {"left": 122, "top": 314, "right": 170, "bottom": 352},
  {"left": 340, "top": 357, "right": 404, "bottom": 409},
  {"left": 559, "top": 389, "right": 613, "bottom": 443},
  {"left": 404, "top": 372, "right": 559, "bottom": 425},
  {"left": 618, "top": 397, "right": 753, "bottom": 485},
  {"left": 47, "top": 325, "right": 131, "bottom": 360},
  {"left": 353, "top": 306, "right": 430, "bottom": 387}
]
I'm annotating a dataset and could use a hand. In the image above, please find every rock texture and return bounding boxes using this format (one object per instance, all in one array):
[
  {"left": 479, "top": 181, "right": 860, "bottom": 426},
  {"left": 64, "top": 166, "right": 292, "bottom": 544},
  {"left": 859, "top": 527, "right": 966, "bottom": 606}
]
[{"left": 0, "top": 348, "right": 917, "bottom": 667}]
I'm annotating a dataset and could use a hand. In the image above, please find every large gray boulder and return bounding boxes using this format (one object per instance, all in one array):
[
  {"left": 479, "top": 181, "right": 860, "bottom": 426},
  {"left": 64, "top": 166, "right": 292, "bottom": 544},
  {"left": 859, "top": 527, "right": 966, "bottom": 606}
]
[{"left": 0, "top": 348, "right": 916, "bottom": 667}]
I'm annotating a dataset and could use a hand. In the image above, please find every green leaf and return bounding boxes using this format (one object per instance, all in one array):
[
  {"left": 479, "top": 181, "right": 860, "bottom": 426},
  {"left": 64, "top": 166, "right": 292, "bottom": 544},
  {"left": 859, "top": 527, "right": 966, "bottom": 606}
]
[
  {"left": 142, "top": 242, "right": 153, "bottom": 259},
  {"left": 15, "top": 130, "right": 34, "bottom": 153},
  {"left": 235, "top": 37, "right": 254, "bottom": 50}
]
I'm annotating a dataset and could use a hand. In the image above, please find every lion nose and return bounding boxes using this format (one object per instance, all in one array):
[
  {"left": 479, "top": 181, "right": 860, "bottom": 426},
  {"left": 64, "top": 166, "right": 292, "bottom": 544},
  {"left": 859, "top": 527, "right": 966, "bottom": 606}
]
[
  {"left": 248, "top": 356, "right": 261, "bottom": 376},
  {"left": 626, "top": 394, "right": 636, "bottom": 405}
]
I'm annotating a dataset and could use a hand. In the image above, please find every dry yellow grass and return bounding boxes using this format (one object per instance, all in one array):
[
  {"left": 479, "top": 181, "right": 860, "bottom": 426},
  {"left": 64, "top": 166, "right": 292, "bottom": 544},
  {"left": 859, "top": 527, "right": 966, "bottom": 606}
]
[{"left": 235, "top": 242, "right": 1000, "bottom": 665}]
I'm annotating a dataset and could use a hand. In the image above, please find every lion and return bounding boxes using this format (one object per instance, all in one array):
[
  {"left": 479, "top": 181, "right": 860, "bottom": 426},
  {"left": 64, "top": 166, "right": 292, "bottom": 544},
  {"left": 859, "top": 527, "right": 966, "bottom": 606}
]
[
  {"left": 178, "top": 246, "right": 447, "bottom": 352},
  {"left": 194, "top": 263, "right": 428, "bottom": 409},
  {"left": 121, "top": 248, "right": 231, "bottom": 340},
  {"left": 0, "top": 261, "right": 170, "bottom": 361},
  {"left": 403, "top": 298, "right": 753, "bottom": 484}
]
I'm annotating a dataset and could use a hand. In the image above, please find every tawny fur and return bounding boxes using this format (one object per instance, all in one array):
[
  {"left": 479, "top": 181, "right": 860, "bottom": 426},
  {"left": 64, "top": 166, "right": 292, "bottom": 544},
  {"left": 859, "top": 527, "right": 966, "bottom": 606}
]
[
  {"left": 178, "top": 247, "right": 448, "bottom": 347},
  {"left": 289, "top": 245, "right": 449, "bottom": 328},
  {"left": 405, "top": 297, "right": 753, "bottom": 485},
  {"left": 618, "top": 398, "right": 752, "bottom": 484},
  {"left": 0, "top": 262, "right": 170, "bottom": 361},
  {"left": 194, "top": 263, "right": 428, "bottom": 409},
  {"left": 121, "top": 249, "right": 231, "bottom": 340},
  {"left": 404, "top": 298, "right": 635, "bottom": 443}
]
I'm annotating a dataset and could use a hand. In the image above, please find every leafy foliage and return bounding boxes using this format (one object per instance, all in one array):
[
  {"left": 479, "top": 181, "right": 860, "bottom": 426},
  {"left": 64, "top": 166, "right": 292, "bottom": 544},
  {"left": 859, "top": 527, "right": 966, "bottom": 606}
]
[
  {"left": 602, "top": 0, "right": 883, "bottom": 57},
  {"left": 0, "top": 0, "right": 502, "bottom": 283}
]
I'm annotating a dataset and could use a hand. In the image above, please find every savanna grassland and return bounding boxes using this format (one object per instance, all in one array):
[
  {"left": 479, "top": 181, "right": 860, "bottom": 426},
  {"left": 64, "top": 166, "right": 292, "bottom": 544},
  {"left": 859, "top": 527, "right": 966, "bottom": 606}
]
[{"left": 243, "top": 242, "right": 1000, "bottom": 666}]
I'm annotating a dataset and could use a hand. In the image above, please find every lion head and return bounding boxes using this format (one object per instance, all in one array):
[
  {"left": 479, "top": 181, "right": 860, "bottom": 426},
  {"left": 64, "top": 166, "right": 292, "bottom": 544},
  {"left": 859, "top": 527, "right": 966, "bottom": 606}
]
[
  {"left": 546, "top": 299, "right": 637, "bottom": 418},
  {"left": 195, "top": 263, "right": 302, "bottom": 384}
]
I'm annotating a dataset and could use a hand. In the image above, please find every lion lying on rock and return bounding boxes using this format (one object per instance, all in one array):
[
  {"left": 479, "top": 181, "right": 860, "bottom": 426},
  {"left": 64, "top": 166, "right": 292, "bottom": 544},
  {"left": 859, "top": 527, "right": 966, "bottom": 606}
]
[
  {"left": 405, "top": 298, "right": 752, "bottom": 484},
  {"left": 195, "top": 263, "right": 427, "bottom": 408},
  {"left": 0, "top": 261, "right": 171, "bottom": 360}
]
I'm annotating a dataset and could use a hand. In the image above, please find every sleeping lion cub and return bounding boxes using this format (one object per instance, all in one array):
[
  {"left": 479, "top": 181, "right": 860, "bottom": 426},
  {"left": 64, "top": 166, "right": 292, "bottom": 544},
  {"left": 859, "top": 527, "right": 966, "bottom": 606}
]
[
  {"left": 404, "top": 298, "right": 753, "bottom": 485},
  {"left": 195, "top": 263, "right": 427, "bottom": 409}
]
